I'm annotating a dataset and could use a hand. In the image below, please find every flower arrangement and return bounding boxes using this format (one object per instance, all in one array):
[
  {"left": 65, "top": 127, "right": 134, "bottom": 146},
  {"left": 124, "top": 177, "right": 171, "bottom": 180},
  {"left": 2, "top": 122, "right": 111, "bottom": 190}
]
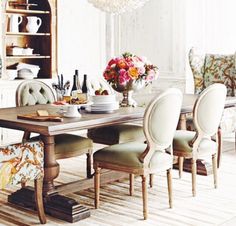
[{"left": 103, "top": 52, "right": 158, "bottom": 89}]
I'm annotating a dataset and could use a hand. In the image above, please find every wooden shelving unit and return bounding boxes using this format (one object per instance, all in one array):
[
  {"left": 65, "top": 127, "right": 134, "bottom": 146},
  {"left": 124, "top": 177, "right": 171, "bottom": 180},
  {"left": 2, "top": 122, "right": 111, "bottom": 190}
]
[
  {"left": 6, "top": 9, "right": 50, "bottom": 14},
  {"left": 6, "top": 55, "right": 50, "bottom": 59},
  {"left": 1, "top": 0, "right": 57, "bottom": 80},
  {"left": 6, "top": 31, "right": 50, "bottom": 36}
]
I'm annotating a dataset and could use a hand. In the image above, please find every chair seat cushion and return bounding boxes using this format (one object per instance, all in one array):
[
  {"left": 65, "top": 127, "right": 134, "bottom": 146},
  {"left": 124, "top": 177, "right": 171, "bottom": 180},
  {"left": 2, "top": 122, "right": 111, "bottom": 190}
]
[
  {"left": 87, "top": 124, "right": 145, "bottom": 145},
  {"left": 32, "top": 134, "right": 93, "bottom": 159},
  {"left": 94, "top": 141, "right": 172, "bottom": 171},
  {"left": 54, "top": 134, "right": 93, "bottom": 159},
  {"left": 173, "top": 130, "right": 217, "bottom": 157}
]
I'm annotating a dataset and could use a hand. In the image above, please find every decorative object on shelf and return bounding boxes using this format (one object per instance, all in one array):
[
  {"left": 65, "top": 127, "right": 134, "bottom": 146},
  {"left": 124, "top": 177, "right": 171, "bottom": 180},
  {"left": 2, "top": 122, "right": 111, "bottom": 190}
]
[
  {"left": 52, "top": 74, "right": 70, "bottom": 101},
  {"left": 88, "top": 0, "right": 150, "bottom": 14},
  {"left": 16, "top": 62, "right": 40, "bottom": 78},
  {"left": 26, "top": 16, "right": 42, "bottom": 33},
  {"left": 9, "top": 14, "right": 23, "bottom": 32},
  {"left": 103, "top": 52, "right": 158, "bottom": 107}
]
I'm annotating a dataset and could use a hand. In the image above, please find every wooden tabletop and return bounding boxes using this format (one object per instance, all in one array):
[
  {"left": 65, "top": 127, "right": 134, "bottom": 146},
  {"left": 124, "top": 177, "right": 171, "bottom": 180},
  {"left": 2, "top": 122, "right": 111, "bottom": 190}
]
[{"left": 0, "top": 94, "right": 235, "bottom": 136}]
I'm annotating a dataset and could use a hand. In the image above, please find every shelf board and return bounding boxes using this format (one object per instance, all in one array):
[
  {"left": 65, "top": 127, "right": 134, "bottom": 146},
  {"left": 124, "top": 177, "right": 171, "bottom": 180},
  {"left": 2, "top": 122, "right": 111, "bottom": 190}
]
[
  {"left": 6, "top": 9, "right": 50, "bottom": 14},
  {"left": 6, "top": 55, "right": 50, "bottom": 59},
  {"left": 6, "top": 32, "right": 50, "bottom": 36}
]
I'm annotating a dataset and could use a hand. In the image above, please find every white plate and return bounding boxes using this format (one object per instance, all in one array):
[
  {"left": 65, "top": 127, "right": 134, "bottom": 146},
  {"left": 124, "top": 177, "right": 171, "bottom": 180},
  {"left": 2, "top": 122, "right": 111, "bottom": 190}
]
[{"left": 87, "top": 102, "right": 119, "bottom": 112}]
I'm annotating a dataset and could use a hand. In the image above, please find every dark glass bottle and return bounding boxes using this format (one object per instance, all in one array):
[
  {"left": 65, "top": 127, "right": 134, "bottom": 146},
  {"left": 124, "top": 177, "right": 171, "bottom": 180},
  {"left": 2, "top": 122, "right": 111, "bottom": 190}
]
[
  {"left": 82, "top": 74, "right": 88, "bottom": 93},
  {"left": 70, "top": 70, "right": 82, "bottom": 96}
]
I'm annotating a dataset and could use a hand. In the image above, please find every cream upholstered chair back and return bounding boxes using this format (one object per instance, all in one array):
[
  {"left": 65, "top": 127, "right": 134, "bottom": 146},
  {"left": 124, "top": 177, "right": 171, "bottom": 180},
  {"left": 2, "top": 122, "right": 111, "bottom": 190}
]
[
  {"left": 142, "top": 88, "right": 183, "bottom": 163},
  {"left": 193, "top": 83, "right": 227, "bottom": 137},
  {"left": 16, "top": 80, "right": 55, "bottom": 106}
]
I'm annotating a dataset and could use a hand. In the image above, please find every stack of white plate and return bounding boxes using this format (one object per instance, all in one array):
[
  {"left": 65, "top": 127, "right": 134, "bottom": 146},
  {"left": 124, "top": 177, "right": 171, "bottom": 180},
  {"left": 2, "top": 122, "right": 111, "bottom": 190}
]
[{"left": 87, "top": 94, "right": 119, "bottom": 113}]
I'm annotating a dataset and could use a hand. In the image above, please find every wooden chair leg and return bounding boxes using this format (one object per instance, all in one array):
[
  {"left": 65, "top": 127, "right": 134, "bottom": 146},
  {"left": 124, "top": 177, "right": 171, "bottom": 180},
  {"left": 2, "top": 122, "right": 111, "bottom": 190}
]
[
  {"left": 129, "top": 174, "right": 134, "bottom": 196},
  {"left": 141, "top": 175, "right": 148, "bottom": 220},
  {"left": 178, "top": 157, "right": 184, "bottom": 178},
  {"left": 86, "top": 149, "right": 93, "bottom": 178},
  {"left": 34, "top": 179, "right": 46, "bottom": 224},
  {"left": 191, "top": 159, "right": 197, "bottom": 197},
  {"left": 212, "top": 154, "right": 218, "bottom": 189},
  {"left": 217, "top": 127, "right": 222, "bottom": 168},
  {"left": 94, "top": 167, "right": 101, "bottom": 209},
  {"left": 167, "top": 169, "right": 173, "bottom": 208},
  {"left": 149, "top": 174, "right": 154, "bottom": 188}
]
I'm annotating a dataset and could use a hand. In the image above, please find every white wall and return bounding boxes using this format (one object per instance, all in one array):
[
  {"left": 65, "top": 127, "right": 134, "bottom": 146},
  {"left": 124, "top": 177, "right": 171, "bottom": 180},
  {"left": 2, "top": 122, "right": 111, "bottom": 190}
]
[
  {"left": 57, "top": 0, "right": 236, "bottom": 93},
  {"left": 110, "top": 0, "right": 186, "bottom": 92},
  {"left": 57, "top": 0, "right": 106, "bottom": 84}
]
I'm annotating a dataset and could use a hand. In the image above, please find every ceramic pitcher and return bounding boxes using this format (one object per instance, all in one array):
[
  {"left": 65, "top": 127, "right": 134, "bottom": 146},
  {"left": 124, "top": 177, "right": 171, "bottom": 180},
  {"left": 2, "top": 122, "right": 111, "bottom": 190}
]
[
  {"left": 9, "top": 14, "right": 23, "bottom": 33},
  {"left": 26, "top": 16, "right": 42, "bottom": 33}
]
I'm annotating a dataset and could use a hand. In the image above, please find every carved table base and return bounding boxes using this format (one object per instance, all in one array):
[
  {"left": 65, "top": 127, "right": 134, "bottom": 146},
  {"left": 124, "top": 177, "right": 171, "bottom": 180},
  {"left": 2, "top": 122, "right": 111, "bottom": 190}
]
[
  {"left": 173, "top": 159, "right": 213, "bottom": 176},
  {"left": 8, "top": 187, "right": 90, "bottom": 223}
]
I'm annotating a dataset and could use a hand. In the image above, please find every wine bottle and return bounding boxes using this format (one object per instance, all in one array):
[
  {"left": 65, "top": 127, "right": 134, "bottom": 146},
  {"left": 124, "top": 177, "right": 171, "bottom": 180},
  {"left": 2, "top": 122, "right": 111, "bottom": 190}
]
[
  {"left": 70, "top": 69, "right": 82, "bottom": 96},
  {"left": 82, "top": 74, "right": 88, "bottom": 93}
]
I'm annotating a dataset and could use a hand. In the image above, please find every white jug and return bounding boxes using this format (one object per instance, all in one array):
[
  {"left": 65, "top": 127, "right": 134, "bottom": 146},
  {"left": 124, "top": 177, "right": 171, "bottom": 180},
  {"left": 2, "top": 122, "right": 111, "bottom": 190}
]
[
  {"left": 9, "top": 14, "right": 23, "bottom": 33},
  {"left": 26, "top": 16, "right": 42, "bottom": 33}
]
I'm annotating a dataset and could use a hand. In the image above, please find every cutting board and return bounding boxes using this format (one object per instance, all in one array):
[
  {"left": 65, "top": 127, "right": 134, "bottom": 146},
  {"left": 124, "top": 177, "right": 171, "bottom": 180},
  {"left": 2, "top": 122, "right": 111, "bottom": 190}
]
[{"left": 17, "top": 114, "right": 63, "bottom": 122}]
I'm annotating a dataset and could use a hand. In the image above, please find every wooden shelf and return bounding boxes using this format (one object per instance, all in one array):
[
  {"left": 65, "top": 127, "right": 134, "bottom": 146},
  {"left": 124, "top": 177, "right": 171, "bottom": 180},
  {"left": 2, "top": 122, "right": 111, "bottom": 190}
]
[
  {"left": 6, "top": 32, "right": 50, "bottom": 36},
  {"left": 6, "top": 9, "right": 50, "bottom": 14},
  {"left": 6, "top": 55, "right": 51, "bottom": 59},
  {"left": 1, "top": 0, "right": 57, "bottom": 80}
]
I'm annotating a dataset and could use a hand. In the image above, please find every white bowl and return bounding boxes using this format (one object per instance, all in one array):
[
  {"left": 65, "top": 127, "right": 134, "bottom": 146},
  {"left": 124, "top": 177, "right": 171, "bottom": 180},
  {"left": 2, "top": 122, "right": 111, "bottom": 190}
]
[
  {"left": 17, "top": 69, "right": 34, "bottom": 79},
  {"left": 91, "top": 94, "right": 116, "bottom": 104}
]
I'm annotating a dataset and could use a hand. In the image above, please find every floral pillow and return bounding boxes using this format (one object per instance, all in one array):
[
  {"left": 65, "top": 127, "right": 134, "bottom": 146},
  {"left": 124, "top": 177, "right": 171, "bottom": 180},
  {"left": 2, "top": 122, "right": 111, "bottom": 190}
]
[{"left": 204, "top": 54, "right": 236, "bottom": 96}]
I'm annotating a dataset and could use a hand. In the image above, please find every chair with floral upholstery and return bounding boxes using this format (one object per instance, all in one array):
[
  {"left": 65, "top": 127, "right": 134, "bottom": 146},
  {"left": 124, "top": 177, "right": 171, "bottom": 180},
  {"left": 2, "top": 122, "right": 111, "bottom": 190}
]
[
  {"left": 187, "top": 48, "right": 236, "bottom": 168},
  {"left": 173, "top": 84, "right": 226, "bottom": 196},
  {"left": 0, "top": 140, "right": 46, "bottom": 224},
  {"left": 93, "top": 88, "right": 183, "bottom": 219},
  {"left": 87, "top": 77, "right": 145, "bottom": 145},
  {"left": 16, "top": 80, "right": 93, "bottom": 178}
]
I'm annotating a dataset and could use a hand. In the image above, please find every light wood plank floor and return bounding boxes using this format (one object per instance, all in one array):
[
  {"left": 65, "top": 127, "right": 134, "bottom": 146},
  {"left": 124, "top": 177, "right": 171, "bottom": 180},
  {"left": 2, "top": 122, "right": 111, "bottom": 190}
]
[{"left": 0, "top": 139, "right": 236, "bottom": 226}]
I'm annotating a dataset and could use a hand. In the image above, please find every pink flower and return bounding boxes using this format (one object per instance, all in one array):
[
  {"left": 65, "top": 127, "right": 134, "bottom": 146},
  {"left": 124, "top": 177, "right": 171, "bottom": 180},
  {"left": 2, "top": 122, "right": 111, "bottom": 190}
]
[
  {"left": 103, "top": 52, "right": 158, "bottom": 87},
  {"left": 119, "top": 69, "right": 131, "bottom": 85},
  {"left": 146, "top": 70, "right": 156, "bottom": 81}
]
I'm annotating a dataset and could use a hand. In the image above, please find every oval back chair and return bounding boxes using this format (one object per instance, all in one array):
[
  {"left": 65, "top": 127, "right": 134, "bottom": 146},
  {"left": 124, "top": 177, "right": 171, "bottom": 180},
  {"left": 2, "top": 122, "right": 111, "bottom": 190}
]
[
  {"left": 93, "top": 88, "right": 183, "bottom": 220},
  {"left": 16, "top": 80, "right": 93, "bottom": 178},
  {"left": 173, "top": 83, "right": 227, "bottom": 196}
]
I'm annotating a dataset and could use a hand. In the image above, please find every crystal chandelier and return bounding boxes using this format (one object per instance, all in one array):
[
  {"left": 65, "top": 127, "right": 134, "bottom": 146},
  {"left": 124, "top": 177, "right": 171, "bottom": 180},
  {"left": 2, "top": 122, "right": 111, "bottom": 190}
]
[{"left": 88, "top": 0, "right": 150, "bottom": 14}]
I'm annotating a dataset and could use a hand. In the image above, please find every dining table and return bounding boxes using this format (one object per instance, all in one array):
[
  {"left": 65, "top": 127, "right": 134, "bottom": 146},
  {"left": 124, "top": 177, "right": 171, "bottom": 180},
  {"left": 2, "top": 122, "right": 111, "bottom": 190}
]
[{"left": 0, "top": 93, "right": 235, "bottom": 222}]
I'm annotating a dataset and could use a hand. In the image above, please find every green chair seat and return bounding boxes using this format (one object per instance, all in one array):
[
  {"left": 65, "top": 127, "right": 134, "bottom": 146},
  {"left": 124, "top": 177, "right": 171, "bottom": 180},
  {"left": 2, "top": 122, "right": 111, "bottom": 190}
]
[
  {"left": 173, "top": 130, "right": 217, "bottom": 157},
  {"left": 31, "top": 134, "right": 93, "bottom": 159},
  {"left": 54, "top": 134, "right": 93, "bottom": 159},
  {"left": 88, "top": 124, "right": 145, "bottom": 145},
  {"left": 94, "top": 141, "right": 172, "bottom": 171}
]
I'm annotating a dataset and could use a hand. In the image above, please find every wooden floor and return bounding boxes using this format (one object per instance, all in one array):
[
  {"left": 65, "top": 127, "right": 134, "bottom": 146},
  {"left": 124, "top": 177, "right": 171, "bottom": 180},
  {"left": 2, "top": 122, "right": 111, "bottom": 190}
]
[{"left": 1, "top": 139, "right": 236, "bottom": 226}]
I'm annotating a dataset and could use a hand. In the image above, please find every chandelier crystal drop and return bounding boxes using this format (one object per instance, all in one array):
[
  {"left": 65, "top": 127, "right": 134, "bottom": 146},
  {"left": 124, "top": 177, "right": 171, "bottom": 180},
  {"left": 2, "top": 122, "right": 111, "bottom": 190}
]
[{"left": 88, "top": 0, "right": 150, "bottom": 14}]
